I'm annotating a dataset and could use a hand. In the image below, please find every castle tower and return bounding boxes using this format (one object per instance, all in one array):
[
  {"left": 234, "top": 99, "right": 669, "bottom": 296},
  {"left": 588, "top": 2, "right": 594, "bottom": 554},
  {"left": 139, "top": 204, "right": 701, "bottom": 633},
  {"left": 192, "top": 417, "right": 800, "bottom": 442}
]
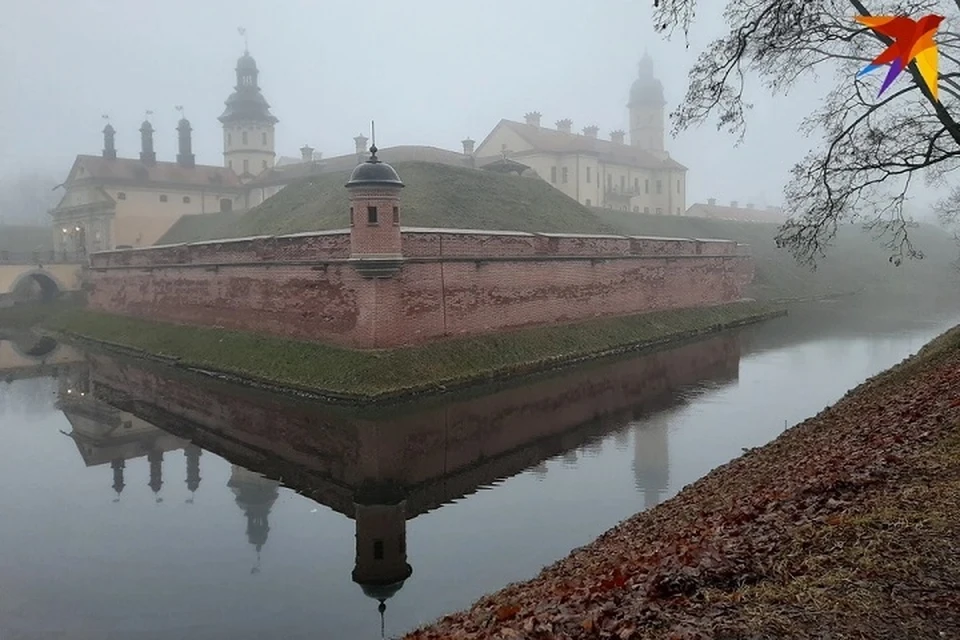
[
  {"left": 219, "top": 49, "right": 278, "bottom": 180},
  {"left": 628, "top": 51, "right": 666, "bottom": 153},
  {"left": 351, "top": 482, "right": 413, "bottom": 639},
  {"left": 227, "top": 465, "right": 280, "bottom": 574},
  {"left": 176, "top": 118, "right": 196, "bottom": 168},
  {"left": 345, "top": 145, "right": 405, "bottom": 277},
  {"left": 184, "top": 444, "right": 202, "bottom": 502},
  {"left": 111, "top": 459, "right": 125, "bottom": 500},
  {"left": 147, "top": 449, "right": 163, "bottom": 502},
  {"left": 139, "top": 119, "right": 156, "bottom": 165},
  {"left": 102, "top": 123, "right": 117, "bottom": 160},
  {"left": 632, "top": 417, "right": 670, "bottom": 510}
]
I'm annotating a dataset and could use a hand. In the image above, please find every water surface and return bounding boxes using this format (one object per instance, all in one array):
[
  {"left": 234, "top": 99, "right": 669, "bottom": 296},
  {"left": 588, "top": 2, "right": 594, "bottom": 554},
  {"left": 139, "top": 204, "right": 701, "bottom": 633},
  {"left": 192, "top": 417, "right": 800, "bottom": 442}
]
[{"left": 0, "top": 302, "right": 956, "bottom": 639}]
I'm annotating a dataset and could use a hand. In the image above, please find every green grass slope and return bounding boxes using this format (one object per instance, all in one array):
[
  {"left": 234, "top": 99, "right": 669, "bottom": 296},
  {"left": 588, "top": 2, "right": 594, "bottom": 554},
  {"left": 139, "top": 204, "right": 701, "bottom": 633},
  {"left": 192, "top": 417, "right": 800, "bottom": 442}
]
[{"left": 157, "top": 161, "right": 617, "bottom": 244}]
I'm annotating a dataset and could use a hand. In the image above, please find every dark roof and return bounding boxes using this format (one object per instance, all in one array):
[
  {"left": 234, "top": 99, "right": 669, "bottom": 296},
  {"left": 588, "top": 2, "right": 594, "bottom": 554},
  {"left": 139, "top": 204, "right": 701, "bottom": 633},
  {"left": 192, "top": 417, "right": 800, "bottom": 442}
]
[
  {"left": 486, "top": 120, "right": 686, "bottom": 171},
  {"left": 219, "top": 89, "right": 278, "bottom": 124},
  {"left": 65, "top": 155, "right": 243, "bottom": 189},
  {"left": 346, "top": 148, "right": 404, "bottom": 188}
]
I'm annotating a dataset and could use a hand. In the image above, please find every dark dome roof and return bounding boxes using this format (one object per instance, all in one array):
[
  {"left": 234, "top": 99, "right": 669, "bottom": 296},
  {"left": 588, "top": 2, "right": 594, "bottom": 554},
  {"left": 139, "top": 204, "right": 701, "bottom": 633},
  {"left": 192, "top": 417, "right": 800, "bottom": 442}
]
[
  {"left": 237, "top": 52, "right": 257, "bottom": 71},
  {"left": 346, "top": 147, "right": 405, "bottom": 188},
  {"left": 355, "top": 563, "right": 413, "bottom": 602},
  {"left": 219, "top": 89, "right": 278, "bottom": 124},
  {"left": 139, "top": 120, "right": 154, "bottom": 132},
  {"left": 629, "top": 53, "right": 665, "bottom": 106}
]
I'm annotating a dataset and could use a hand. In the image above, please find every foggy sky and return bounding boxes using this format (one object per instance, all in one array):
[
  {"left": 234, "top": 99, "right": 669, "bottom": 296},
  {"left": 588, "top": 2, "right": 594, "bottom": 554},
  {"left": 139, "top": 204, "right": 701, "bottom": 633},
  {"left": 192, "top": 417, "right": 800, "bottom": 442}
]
[{"left": 0, "top": 0, "right": 937, "bottom": 213}]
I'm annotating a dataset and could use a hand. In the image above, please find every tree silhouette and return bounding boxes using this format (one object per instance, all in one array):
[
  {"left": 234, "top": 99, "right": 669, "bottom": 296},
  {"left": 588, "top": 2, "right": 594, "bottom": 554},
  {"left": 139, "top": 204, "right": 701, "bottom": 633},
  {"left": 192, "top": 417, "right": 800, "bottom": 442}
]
[{"left": 652, "top": 0, "right": 960, "bottom": 266}]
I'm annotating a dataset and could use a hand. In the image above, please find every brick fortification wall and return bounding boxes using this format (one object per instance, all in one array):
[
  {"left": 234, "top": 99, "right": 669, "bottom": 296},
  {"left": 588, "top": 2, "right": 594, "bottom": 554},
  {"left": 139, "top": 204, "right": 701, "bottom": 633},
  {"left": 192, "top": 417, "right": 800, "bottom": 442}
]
[{"left": 87, "top": 228, "right": 753, "bottom": 349}]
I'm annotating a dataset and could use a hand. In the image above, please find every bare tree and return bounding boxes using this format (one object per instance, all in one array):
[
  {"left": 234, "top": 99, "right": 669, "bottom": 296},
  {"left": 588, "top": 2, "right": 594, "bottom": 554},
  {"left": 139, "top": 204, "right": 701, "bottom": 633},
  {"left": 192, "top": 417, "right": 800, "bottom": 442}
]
[{"left": 652, "top": 0, "right": 960, "bottom": 266}]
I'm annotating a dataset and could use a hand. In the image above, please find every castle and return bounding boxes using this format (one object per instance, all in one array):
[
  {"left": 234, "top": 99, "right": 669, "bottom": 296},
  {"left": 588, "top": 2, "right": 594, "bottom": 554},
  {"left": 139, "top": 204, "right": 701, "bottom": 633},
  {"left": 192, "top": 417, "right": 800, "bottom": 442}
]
[
  {"left": 86, "top": 149, "right": 754, "bottom": 350},
  {"left": 50, "top": 47, "right": 716, "bottom": 257}
]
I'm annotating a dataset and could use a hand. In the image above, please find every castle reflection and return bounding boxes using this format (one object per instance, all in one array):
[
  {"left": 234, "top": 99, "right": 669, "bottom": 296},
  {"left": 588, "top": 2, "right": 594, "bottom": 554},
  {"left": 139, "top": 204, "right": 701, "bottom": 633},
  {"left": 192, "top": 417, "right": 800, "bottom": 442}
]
[{"left": 42, "top": 330, "right": 741, "bottom": 630}]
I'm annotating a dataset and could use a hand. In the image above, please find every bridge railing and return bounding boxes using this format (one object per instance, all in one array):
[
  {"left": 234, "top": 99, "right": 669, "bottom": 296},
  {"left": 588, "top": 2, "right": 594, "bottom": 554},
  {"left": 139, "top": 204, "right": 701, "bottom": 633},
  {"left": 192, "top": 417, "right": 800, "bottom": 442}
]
[{"left": 0, "top": 250, "right": 87, "bottom": 265}]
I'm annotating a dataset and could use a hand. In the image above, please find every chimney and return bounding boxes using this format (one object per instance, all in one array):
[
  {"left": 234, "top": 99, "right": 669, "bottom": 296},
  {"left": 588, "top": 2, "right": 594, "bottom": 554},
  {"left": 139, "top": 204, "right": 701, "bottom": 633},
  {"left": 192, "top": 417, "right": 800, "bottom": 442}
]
[
  {"left": 610, "top": 130, "right": 626, "bottom": 145},
  {"left": 300, "top": 144, "right": 314, "bottom": 162},
  {"left": 556, "top": 119, "right": 572, "bottom": 134},
  {"left": 730, "top": 200, "right": 739, "bottom": 208},
  {"left": 707, "top": 198, "right": 716, "bottom": 206},
  {"left": 524, "top": 111, "right": 542, "bottom": 128},
  {"left": 139, "top": 120, "right": 156, "bottom": 165},
  {"left": 102, "top": 123, "right": 117, "bottom": 160},
  {"left": 461, "top": 137, "right": 475, "bottom": 156},
  {"left": 354, "top": 134, "right": 369, "bottom": 163},
  {"left": 176, "top": 119, "right": 195, "bottom": 168},
  {"left": 583, "top": 125, "right": 599, "bottom": 139}
]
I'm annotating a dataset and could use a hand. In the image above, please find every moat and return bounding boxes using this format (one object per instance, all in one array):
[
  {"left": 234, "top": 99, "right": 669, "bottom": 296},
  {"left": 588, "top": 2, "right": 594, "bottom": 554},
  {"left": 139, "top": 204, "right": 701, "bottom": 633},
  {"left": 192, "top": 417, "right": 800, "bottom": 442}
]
[{"left": 1, "top": 301, "right": 957, "bottom": 640}]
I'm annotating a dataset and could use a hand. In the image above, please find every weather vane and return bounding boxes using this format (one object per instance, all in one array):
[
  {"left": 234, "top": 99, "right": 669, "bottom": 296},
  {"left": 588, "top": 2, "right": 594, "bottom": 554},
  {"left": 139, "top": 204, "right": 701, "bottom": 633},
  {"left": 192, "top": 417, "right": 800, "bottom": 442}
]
[
  {"left": 145, "top": 109, "right": 154, "bottom": 119},
  {"left": 175, "top": 105, "right": 185, "bottom": 119},
  {"left": 238, "top": 26, "right": 248, "bottom": 53}
]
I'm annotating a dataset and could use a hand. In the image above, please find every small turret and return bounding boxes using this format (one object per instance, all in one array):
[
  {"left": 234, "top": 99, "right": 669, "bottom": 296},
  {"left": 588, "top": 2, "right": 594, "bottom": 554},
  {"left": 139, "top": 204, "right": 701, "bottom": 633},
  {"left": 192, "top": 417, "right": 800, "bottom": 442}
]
[
  {"left": 345, "top": 144, "right": 405, "bottom": 278},
  {"left": 102, "top": 123, "right": 117, "bottom": 160},
  {"left": 176, "top": 118, "right": 195, "bottom": 168},
  {"left": 139, "top": 120, "right": 156, "bottom": 165}
]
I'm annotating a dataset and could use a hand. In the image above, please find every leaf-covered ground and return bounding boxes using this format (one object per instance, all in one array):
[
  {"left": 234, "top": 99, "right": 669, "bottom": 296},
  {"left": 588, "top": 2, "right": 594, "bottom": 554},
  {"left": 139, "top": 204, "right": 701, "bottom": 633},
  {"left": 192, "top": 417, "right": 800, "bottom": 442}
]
[{"left": 405, "top": 325, "right": 960, "bottom": 639}]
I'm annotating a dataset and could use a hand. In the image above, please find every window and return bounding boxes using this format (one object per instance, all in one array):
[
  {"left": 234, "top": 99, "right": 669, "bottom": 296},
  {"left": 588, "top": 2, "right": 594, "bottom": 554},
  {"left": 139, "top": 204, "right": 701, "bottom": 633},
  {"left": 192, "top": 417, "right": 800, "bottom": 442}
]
[
  {"left": 182, "top": 196, "right": 191, "bottom": 204},
  {"left": 585, "top": 167, "right": 591, "bottom": 183},
  {"left": 220, "top": 198, "right": 232, "bottom": 213},
  {"left": 550, "top": 167, "right": 557, "bottom": 183},
  {"left": 644, "top": 207, "right": 650, "bottom": 214},
  {"left": 262, "top": 160, "right": 267, "bottom": 169},
  {"left": 367, "top": 205, "right": 378, "bottom": 224},
  {"left": 373, "top": 540, "right": 384, "bottom": 560},
  {"left": 656, "top": 180, "right": 662, "bottom": 194},
  {"left": 620, "top": 176, "right": 625, "bottom": 191},
  {"left": 350, "top": 206, "right": 354, "bottom": 226},
  {"left": 243, "top": 159, "right": 249, "bottom": 173},
  {"left": 676, "top": 207, "right": 681, "bottom": 214},
  {"left": 228, "top": 160, "right": 233, "bottom": 170},
  {"left": 159, "top": 194, "right": 168, "bottom": 202},
  {"left": 585, "top": 198, "right": 591, "bottom": 206},
  {"left": 656, "top": 207, "right": 663, "bottom": 215},
  {"left": 633, "top": 206, "right": 640, "bottom": 212},
  {"left": 606, "top": 174, "right": 612, "bottom": 189},
  {"left": 117, "top": 192, "right": 126, "bottom": 200},
  {"left": 261, "top": 132, "right": 267, "bottom": 145},
  {"left": 393, "top": 206, "right": 399, "bottom": 225},
  {"left": 677, "top": 180, "right": 681, "bottom": 194},
  {"left": 645, "top": 179, "right": 649, "bottom": 194},
  {"left": 242, "top": 131, "right": 248, "bottom": 145},
  {"left": 634, "top": 177, "right": 639, "bottom": 192},
  {"left": 228, "top": 133, "right": 232, "bottom": 146},
  {"left": 561, "top": 167, "right": 569, "bottom": 184}
]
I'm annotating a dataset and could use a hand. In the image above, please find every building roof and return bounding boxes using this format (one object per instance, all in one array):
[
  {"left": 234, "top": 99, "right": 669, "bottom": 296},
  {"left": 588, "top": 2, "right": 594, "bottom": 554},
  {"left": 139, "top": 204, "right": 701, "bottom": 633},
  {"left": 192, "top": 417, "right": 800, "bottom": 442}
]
[
  {"left": 481, "top": 119, "right": 686, "bottom": 171},
  {"left": 248, "top": 145, "right": 471, "bottom": 188},
  {"left": 64, "top": 155, "right": 243, "bottom": 190}
]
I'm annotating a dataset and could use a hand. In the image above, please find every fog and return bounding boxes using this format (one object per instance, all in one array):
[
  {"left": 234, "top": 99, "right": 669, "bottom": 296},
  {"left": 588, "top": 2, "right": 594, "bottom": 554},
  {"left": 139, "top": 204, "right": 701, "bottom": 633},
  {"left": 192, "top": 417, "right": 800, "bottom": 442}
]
[{"left": 0, "top": 0, "right": 948, "bottom": 223}]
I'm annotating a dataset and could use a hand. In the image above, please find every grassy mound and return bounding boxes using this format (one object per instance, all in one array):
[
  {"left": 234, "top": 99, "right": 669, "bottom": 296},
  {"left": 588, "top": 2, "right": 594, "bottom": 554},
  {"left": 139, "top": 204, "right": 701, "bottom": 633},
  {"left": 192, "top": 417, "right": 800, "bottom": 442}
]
[{"left": 158, "top": 161, "right": 617, "bottom": 244}]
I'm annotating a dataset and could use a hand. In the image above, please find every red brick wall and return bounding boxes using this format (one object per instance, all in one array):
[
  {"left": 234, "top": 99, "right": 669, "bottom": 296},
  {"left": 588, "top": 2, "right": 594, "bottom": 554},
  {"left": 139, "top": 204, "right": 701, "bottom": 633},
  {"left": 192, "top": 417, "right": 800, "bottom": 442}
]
[{"left": 87, "top": 229, "right": 753, "bottom": 349}]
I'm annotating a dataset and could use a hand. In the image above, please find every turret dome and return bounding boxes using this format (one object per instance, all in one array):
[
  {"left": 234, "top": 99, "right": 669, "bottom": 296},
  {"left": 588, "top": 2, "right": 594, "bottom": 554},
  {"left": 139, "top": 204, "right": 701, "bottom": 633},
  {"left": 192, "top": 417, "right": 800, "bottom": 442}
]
[
  {"left": 346, "top": 146, "right": 405, "bottom": 188},
  {"left": 628, "top": 52, "right": 666, "bottom": 106}
]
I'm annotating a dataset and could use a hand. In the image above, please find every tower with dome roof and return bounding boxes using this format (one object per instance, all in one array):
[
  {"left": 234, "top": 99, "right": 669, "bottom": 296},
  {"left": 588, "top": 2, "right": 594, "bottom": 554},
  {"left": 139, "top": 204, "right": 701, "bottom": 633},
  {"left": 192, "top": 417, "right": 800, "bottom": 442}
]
[
  {"left": 628, "top": 51, "right": 666, "bottom": 154},
  {"left": 219, "top": 47, "right": 279, "bottom": 181}
]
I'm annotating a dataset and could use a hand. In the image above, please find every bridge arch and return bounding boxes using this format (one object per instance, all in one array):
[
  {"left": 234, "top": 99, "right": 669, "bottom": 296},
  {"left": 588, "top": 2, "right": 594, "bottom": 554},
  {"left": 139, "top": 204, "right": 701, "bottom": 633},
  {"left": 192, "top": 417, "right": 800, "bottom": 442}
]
[
  {"left": 8, "top": 332, "right": 60, "bottom": 360},
  {"left": 8, "top": 269, "right": 64, "bottom": 302}
]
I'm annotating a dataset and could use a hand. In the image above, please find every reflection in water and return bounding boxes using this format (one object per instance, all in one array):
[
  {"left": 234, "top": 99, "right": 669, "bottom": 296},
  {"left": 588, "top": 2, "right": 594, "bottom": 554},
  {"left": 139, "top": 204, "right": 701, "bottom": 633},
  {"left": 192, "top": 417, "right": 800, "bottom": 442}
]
[{"left": 2, "top": 304, "right": 957, "bottom": 639}]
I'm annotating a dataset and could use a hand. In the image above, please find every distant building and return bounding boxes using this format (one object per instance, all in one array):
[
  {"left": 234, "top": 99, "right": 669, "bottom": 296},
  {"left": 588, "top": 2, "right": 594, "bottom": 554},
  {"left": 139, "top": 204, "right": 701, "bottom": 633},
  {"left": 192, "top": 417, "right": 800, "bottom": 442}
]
[
  {"left": 686, "top": 198, "right": 788, "bottom": 223},
  {"left": 50, "top": 48, "right": 293, "bottom": 253},
  {"left": 472, "top": 52, "right": 688, "bottom": 214}
]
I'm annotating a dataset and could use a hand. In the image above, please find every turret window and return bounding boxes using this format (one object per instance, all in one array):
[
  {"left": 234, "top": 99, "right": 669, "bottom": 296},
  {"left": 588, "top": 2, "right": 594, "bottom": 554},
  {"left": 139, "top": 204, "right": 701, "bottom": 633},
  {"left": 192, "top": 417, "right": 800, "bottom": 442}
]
[
  {"left": 350, "top": 207, "right": 354, "bottom": 227},
  {"left": 367, "top": 206, "right": 378, "bottom": 224},
  {"left": 393, "top": 206, "right": 399, "bottom": 225}
]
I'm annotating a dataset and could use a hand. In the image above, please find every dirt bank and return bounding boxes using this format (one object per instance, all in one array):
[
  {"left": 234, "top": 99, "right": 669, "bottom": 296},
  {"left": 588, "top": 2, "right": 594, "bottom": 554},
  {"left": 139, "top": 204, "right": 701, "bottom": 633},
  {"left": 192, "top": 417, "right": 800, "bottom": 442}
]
[{"left": 405, "top": 325, "right": 960, "bottom": 639}]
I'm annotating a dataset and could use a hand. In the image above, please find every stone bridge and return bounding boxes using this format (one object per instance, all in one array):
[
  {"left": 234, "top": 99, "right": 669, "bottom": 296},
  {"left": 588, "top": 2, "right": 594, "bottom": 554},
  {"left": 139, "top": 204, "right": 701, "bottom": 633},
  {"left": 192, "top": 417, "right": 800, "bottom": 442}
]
[
  {"left": 0, "top": 330, "right": 86, "bottom": 381},
  {"left": 0, "top": 250, "right": 86, "bottom": 306}
]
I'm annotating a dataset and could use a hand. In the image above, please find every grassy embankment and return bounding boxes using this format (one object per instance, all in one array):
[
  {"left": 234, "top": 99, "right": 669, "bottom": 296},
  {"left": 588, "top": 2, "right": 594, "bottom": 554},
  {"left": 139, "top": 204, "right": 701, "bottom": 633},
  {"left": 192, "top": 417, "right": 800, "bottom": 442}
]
[
  {"left": 40, "top": 301, "right": 781, "bottom": 402},
  {"left": 158, "top": 161, "right": 960, "bottom": 305},
  {"left": 405, "top": 320, "right": 960, "bottom": 639}
]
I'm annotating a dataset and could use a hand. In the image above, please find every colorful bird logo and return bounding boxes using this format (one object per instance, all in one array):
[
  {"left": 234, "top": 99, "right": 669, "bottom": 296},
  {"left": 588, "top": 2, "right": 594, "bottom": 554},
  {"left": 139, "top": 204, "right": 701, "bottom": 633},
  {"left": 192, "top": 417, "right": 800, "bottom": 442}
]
[{"left": 855, "top": 14, "right": 944, "bottom": 101}]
